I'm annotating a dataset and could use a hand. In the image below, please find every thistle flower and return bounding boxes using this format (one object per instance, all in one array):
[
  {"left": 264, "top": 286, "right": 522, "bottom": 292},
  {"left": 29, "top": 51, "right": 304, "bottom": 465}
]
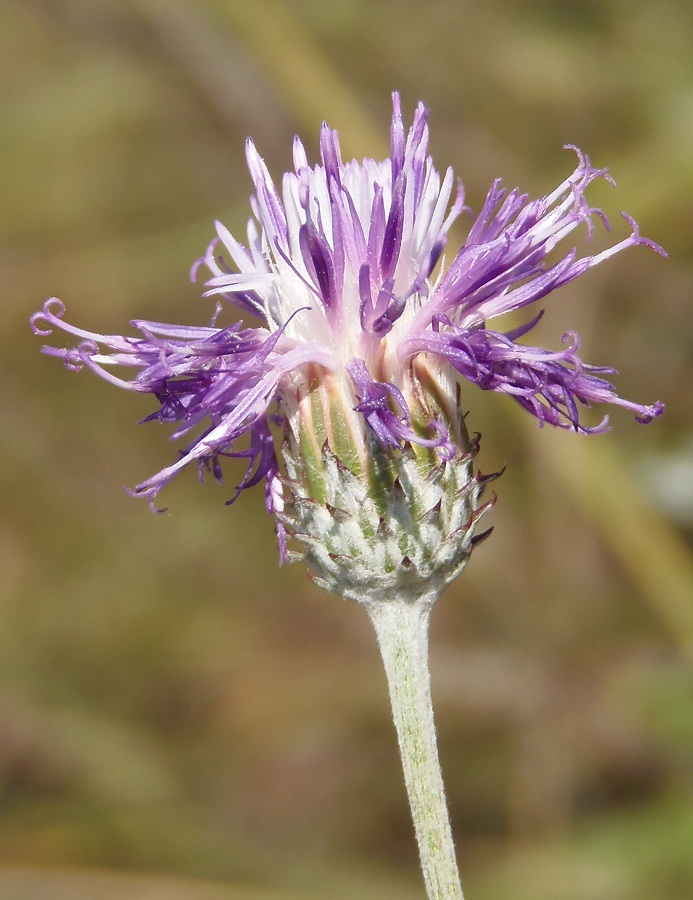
[
  {"left": 32, "top": 94, "right": 663, "bottom": 563},
  {"left": 31, "top": 93, "right": 664, "bottom": 899}
]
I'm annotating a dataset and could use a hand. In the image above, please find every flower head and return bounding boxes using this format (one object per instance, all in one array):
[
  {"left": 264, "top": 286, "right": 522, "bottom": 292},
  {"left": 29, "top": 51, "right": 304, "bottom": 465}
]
[{"left": 32, "top": 93, "right": 664, "bottom": 574}]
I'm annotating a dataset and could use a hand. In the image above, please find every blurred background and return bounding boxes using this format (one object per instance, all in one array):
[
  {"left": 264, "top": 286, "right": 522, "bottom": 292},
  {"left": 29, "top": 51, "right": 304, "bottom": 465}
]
[{"left": 1, "top": 1, "right": 692, "bottom": 897}]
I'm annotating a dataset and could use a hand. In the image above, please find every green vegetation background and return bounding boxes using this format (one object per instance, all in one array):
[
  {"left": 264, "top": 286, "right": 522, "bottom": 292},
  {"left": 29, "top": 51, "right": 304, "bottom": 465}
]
[{"left": 1, "top": 1, "right": 692, "bottom": 897}]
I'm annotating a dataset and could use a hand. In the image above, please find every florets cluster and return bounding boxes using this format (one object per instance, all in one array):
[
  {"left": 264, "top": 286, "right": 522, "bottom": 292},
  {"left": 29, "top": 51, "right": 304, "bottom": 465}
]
[{"left": 32, "top": 93, "right": 664, "bottom": 564}]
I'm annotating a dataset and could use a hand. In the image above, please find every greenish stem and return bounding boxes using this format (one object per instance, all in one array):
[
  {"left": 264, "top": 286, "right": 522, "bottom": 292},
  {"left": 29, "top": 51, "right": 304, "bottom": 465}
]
[{"left": 365, "top": 596, "right": 464, "bottom": 900}]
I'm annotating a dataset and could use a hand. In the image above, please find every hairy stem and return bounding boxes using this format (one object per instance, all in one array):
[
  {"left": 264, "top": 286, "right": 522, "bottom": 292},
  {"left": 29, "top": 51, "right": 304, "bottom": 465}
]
[{"left": 366, "top": 596, "right": 464, "bottom": 899}]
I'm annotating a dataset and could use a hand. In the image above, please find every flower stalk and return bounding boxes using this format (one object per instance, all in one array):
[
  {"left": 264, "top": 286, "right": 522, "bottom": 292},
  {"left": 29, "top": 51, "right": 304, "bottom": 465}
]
[{"left": 366, "top": 595, "right": 464, "bottom": 900}]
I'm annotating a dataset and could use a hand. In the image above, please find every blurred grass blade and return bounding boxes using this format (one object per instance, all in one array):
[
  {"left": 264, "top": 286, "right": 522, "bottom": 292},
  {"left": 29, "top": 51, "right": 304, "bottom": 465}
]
[
  {"left": 530, "top": 426, "right": 693, "bottom": 661},
  {"left": 135, "top": 0, "right": 294, "bottom": 146},
  {"left": 208, "top": 0, "right": 387, "bottom": 158}
]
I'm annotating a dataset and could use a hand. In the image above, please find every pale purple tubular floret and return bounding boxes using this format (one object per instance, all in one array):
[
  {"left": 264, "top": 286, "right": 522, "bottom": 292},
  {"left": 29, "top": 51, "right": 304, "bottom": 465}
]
[
  {"left": 398, "top": 146, "right": 666, "bottom": 431},
  {"left": 346, "top": 358, "right": 455, "bottom": 458},
  {"left": 190, "top": 231, "right": 266, "bottom": 318},
  {"left": 32, "top": 92, "right": 665, "bottom": 558},
  {"left": 405, "top": 325, "right": 663, "bottom": 433},
  {"left": 30, "top": 298, "right": 318, "bottom": 561}
]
